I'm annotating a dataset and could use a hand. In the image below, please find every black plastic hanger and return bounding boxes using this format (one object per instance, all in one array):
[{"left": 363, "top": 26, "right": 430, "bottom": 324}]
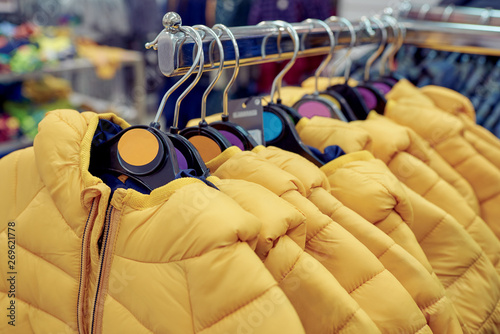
[
  {"left": 147, "top": 13, "right": 210, "bottom": 177},
  {"left": 179, "top": 24, "right": 232, "bottom": 158},
  {"left": 292, "top": 18, "right": 347, "bottom": 122},
  {"left": 355, "top": 15, "right": 389, "bottom": 115},
  {"left": 264, "top": 104, "right": 323, "bottom": 166},
  {"left": 320, "top": 16, "right": 371, "bottom": 120},
  {"left": 367, "top": 14, "right": 406, "bottom": 91},
  {"left": 89, "top": 13, "right": 212, "bottom": 191},
  {"left": 208, "top": 24, "right": 258, "bottom": 150},
  {"left": 259, "top": 20, "right": 323, "bottom": 166},
  {"left": 89, "top": 124, "right": 180, "bottom": 191}
]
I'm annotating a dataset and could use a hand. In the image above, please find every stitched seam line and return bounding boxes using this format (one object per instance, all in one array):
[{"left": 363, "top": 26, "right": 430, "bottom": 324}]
[
  {"left": 0, "top": 289, "right": 73, "bottom": 329},
  {"left": 305, "top": 218, "right": 332, "bottom": 243},
  {"left": 279, "top": 188, "right": 298, "bottom": 198},
  {"left": 198, "top": 286, "right": 275, "bottom": 333},
  {"left": 478, "top": 191, "right": 500, "bottom": 205},
  {"left": 182, "top": 262, "right": 196, "bottom": 334},
  {"left": 419, "top": 179, "right": 440, "bottom": 199},
  {"left": 419, "top": 294, "right": 448, "bottom": 314},
  {"left": 348, "top": 269, "right": 385, "bottom": 295},
  {"left": 106, "top": 295, "right": 154, "bottom": 333},
  {"left": 0, "top": 185, "right": 44, "bottom": 235},
  {"left": 448, "top": 153, "right": 471, "bottom": 169},
  {"left": 336, "top": 306, "right": 362, "bottom": 334},
  {"left": 54, "top": 112, "right": 82, "bottom": 137},
  {"left": 463, "top": 214, "right": 477, "bottom": 231},
  {"left": 113, "top": 246, "right": 229, "bottom": 264},
  {"left": 276, "top": 253, "right": 302, "bottom": 284},
  {"left": 414, "top": 323, "right": 430, "bottom": 334},
  {"left": 417, "top": 215, "right": 447, "bottom": 243},
  {"left": 477, "top": 295, "right": 500, "bottom": 332},
  {"left": 376, "top": 242, "right": 397, "bottom": 260},
  {"left": 16, "top": 242, "right": 76, "bottom": 280},
  {"left": 383, "top": 221, "right": 404, "bottom": 237},
  {"left": 445, "top": 252, "right": 483, "bottom": 289},
  {"left": 49, "top": 192, "right": 80, "bottom": 238}
]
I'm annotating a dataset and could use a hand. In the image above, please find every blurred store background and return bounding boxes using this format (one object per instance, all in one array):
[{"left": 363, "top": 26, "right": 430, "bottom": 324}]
[{"left": 0, "top": 0, "right": 476, "bottom": 158}]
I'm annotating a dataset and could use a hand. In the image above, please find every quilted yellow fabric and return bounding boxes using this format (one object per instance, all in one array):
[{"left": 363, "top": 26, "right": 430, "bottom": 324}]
[
  {"left": 340, "top": 116, "right": 500, "bottom": 274},
  {"left": 386, "top": 80, "right": 500, "bottom": 239},
  {"left": 0, "top": 110, "right": 304, "bottom": 334},
  {"left": 420, "top": 85, "right": 500, "bottom": 167},
  {"left": 364, "top": 112, "right": 479, "bottom": 213},
  {"left": 209, "top": 177, "right": 381, "bottom": 333},
  {"left": 253, "top": 146, "right": 465, "bottom": 333},
  {"left": 207, "top": 147, "right": 432, "bottom": 334},
  {"left": 296, "top": 116, "right": 500, "bottom": 273},
  {"left": 323, "top": 152, "right": 500, "bottom": 333}
]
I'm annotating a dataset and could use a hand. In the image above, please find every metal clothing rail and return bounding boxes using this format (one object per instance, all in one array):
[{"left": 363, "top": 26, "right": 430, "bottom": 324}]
[
  {"left": 153, "top": 12, "right": 500, "bottom": 77},
  {"left": 398, "top": 3, "right": 500, "bottom": 26}
]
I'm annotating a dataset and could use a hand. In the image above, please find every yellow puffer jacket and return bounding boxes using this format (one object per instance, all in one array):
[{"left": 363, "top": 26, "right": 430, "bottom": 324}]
[
  {"left": 323, "top": 151, "right": 500, "bottom": 333},
  {"left": 385, "top": 80, "right": 500, "bottom": 238},
  {"left": 296, "top": 114, "right": 479, "bottom": 212},
  {"left": 363, "top": 112, "right": 479, "bottom": 213},
  {"left": 253, "top": 146, "right": 464, "bottom": 333},
  {"left": 0, "top": 110, "right": 305, "bottom": 334},
  {"left": 207, "top": 147, "right": 432, "bottom": 334},
  {"left": 208, "top": 177, "right": 381, "bottom": 333},
  {"left": 419, "top": 85, "right": 500, "bottom": 169},
  {"left": 313, "top": 115, "right": 500, "bottom": 273},
  {"left": 296, "top": 116, "right": 500, "bottom": 272}
]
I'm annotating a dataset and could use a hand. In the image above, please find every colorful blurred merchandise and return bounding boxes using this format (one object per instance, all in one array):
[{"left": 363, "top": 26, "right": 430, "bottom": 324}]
[
  {"left": 37, "top": 27, "right": 76, "bottom": 62},
  {"left": 0, "top": 22, "right": 76, "bottom": 74},
  {"left": 76, "top": 39, "right": 127, "bottom": 79},
  {"left": 23, "top": 75, "right": 72, "bottom": 104},
  {"left": 9, "top": 44, "right": 43, "bottom": 73},
  {"left": 0, "top": 75, "right": 73, "bottom": 140},
  {"left": 0, "top": 114, "right": 20, "bottom": 143},
  {"left": 4, "top": 98, "right": 73, "bottom": 139}
]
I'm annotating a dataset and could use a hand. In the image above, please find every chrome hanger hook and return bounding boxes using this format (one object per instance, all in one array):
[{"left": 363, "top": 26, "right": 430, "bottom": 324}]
[
  {"left": 302, "top": 18, "right": 336, "bottom": 95},
  {"left": 379, "top": 15, "right": 398, "bottom": 76},
  {"left": 258, "top": 20, "right": 299, "bottom": 103},
  {"left": 366, "top": 16, "right": 387, "bottom": 80},
  {"left": 194, "top": 25, "right": 225, "bottom": 123},
  {"left": 259, "top": 23, "right": 284, "bottom": 60},
  {"left": 480, "top": 7, "right": 493, "bottom": 25},
  {"left": 151, "top": 13, "right": 204, "bottom": 129},
  {"left": 212, "top": 24, "right": 240, "bottom": 117},
  {"left": 397, "top": 0, "right": 412, "bottom": 18},
  {"left": 417, "top": 4, "right": 431, "bottom": 20},
  {"left": 387, "top": 17, "right": 406, "bottom": 74},
  {"left": 172, "top": 25, "right": 205, "bottom": 131},
  {"left": 442, "top": 5, "right": 455, "bottom": 22},
  {"left": 325, "top": 17, "right": 355, "bottom": 85}
]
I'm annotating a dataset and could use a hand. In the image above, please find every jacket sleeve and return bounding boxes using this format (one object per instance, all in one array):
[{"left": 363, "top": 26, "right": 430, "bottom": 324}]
[
  {"left": 281, "top": 190, "right": 432, "bottom": 334},
  {"left": 390, "top": 152, "right": 500, "bottom": 273},
  {"left": 309, "top": 186, "right": 466, "bottom": 334},
  {"left": 404, "top": 185, "right": 500, "bottom": 333}
]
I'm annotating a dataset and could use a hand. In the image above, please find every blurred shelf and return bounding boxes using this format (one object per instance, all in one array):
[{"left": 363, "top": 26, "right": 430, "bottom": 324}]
[{"left": 0, "top": 50, "right": 146, "bottom": 124}]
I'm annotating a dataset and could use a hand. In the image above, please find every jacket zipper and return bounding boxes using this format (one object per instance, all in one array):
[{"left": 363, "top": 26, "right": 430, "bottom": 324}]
[
  {"left": 77, "top": 200, "right": 97, "bottom": 334},
  {"left": 90, "top": 205, "right": 114, "bottom": 334}
]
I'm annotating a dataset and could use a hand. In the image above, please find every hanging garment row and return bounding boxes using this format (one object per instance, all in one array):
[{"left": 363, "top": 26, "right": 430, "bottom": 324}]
[{"left": 2, "top": 6, "right": 500, "bottom": 334}]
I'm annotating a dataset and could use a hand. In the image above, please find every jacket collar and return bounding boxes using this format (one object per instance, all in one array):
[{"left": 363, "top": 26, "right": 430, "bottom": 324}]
[
  {"left": 207, "top": 146, "right": 307, "bottom": 197},
  {"left": 252, "top": 145, "right": 331, "bottom": 196},
  {"left": 320, "top": 151, "right": 375, "bottom": 176},
  {"left": 34, "top": 110, "right": 205, "bottom": 213},
  {"left": 296, "top": 116, "right": 372, "bottom": 154}
]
